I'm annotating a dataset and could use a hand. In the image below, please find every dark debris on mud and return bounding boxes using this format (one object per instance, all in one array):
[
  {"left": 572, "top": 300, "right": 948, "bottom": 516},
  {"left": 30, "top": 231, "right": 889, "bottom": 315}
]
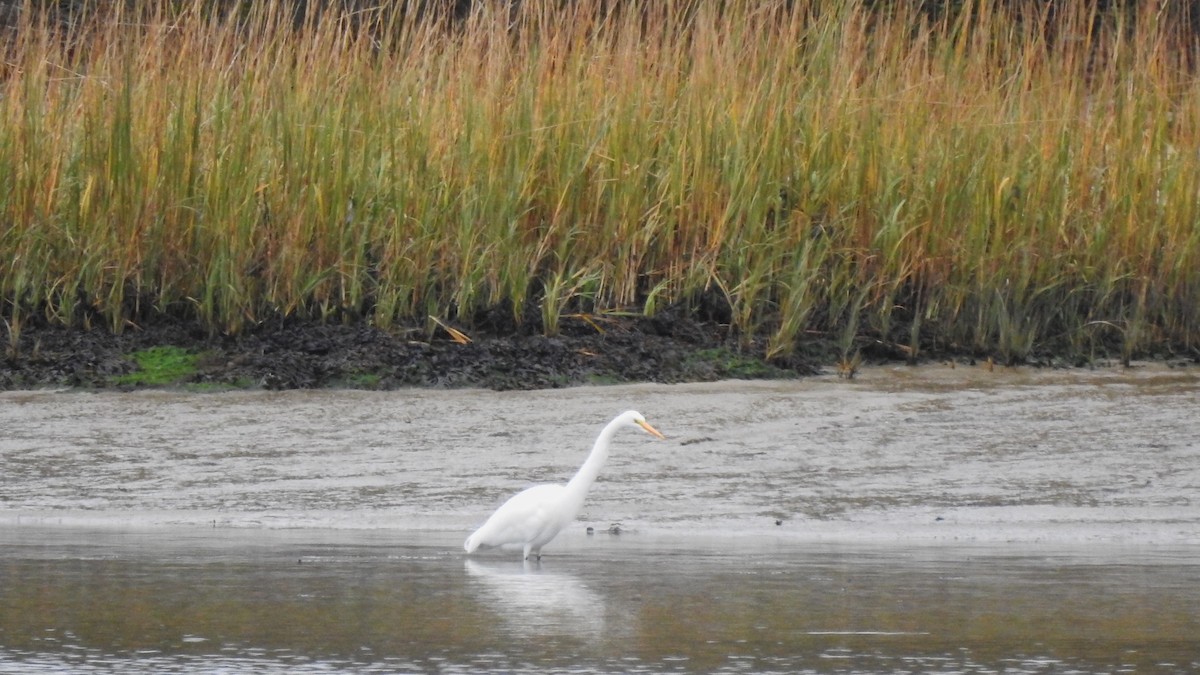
[{"left": 0, "top": 311, "right": 824, "bottom": 391}]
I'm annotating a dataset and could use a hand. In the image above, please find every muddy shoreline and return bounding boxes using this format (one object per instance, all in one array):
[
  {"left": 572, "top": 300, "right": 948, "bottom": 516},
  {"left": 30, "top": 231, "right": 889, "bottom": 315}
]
[
  {"left": 1, "top": 312, "right": 1196, "bottom": 391},
  {"left": 0, "top": 313, "right": 816, "bottom": 391}
]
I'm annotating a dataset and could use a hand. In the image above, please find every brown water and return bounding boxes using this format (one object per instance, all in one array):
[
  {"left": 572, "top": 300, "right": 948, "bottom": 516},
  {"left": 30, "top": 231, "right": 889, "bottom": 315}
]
[{"left": 1, "top": 364, "right": 1198, "bottom": 672}]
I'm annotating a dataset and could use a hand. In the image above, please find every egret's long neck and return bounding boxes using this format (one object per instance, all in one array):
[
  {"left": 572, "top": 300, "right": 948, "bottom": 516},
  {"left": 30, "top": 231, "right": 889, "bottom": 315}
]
[{"left": 562, "top": 418, "right": 621, "bottom": 507}]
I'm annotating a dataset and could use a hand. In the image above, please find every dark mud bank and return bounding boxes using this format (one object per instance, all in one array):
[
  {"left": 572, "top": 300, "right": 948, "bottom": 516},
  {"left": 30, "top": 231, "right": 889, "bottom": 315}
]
[
  {"left": 0, "top": 312, "right": 829, "bottom": 391},
  {"left": 4, "top": 310, "right": 1196, "bottom": 391}
]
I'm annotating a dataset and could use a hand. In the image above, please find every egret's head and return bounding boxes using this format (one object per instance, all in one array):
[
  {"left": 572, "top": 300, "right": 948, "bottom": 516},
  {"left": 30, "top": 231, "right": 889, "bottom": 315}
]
[{"left": 625, "top": 410, "right": 666, "bottom": 440}]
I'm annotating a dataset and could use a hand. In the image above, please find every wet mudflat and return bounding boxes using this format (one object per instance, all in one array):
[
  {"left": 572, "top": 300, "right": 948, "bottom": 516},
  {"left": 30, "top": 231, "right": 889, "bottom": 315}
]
[{"left": 1, "top": 365, "right": 1199, "bottom": 672}]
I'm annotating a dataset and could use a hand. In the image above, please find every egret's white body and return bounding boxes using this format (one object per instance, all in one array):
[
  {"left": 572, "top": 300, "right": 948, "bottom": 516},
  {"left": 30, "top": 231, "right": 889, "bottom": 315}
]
[{"left": 464, "top": 410, "right": 666, "bottom": 560}]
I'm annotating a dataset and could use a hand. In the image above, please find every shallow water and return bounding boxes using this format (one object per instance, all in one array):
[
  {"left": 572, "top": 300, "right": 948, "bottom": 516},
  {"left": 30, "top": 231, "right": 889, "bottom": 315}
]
[
  {"left": 1, "top": 530, "right": 1198, "bottom": 674},
  {"left": 2, "top": 364, "right": 1199, "bottom": 673}
]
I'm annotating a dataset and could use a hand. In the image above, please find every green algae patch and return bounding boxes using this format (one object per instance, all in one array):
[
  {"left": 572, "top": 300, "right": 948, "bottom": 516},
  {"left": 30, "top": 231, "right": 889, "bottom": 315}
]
[
  {"left": 689, "top": 348, "right": 789, "bottom": 380},
  {"left": 112, "top": 346, "right": 199, "bottom": 387}
]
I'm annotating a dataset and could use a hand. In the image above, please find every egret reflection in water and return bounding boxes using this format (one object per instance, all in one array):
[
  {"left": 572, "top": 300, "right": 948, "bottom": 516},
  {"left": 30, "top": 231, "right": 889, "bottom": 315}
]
[{"left": 464, "top": 559, "right": 608, "bottom": 638}]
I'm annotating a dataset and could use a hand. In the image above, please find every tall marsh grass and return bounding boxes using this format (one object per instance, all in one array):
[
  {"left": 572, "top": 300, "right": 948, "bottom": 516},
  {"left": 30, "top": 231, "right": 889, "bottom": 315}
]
[{"left": 2, "top": 0, "right": 1198, "bottom": 362}]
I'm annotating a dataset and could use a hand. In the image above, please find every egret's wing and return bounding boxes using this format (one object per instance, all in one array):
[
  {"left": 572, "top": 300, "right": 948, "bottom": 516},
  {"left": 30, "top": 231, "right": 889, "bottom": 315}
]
[{"left": 468, "top": 484, "right": 566, "bottom": 550}]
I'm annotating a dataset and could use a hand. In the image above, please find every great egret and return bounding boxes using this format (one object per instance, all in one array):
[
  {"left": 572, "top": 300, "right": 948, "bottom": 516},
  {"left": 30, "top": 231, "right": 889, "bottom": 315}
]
[{"left": 464, "top": 410, "right": 666, "bottom": 560}]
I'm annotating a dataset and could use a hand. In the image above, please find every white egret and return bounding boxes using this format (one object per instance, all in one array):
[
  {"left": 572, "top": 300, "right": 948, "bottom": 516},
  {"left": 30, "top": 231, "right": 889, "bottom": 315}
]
[{"left": 464, "top": 410, "right": 666, "bottom": 560}]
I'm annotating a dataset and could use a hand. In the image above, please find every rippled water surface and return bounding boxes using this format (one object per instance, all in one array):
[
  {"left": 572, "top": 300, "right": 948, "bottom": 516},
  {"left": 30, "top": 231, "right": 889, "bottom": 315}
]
[{"left": 2, "top": 365, "right": 1198, "bottom": 673}]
